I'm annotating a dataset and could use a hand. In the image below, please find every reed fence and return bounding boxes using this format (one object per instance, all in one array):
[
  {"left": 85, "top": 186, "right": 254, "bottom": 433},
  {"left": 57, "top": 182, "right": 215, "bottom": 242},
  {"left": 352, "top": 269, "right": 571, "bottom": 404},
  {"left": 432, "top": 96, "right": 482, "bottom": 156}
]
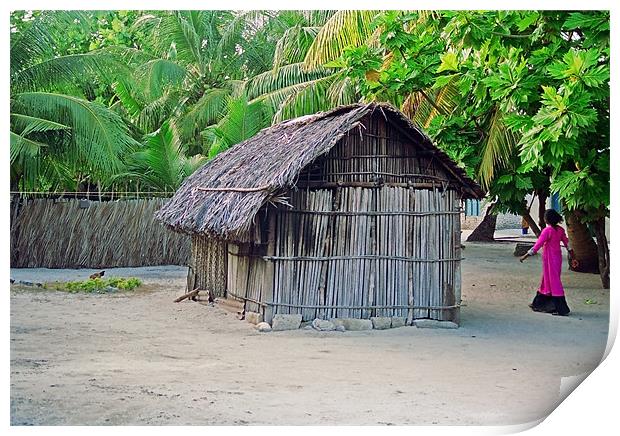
[{"left": 10, "top": 197, "right": 190, "bottom": 268}]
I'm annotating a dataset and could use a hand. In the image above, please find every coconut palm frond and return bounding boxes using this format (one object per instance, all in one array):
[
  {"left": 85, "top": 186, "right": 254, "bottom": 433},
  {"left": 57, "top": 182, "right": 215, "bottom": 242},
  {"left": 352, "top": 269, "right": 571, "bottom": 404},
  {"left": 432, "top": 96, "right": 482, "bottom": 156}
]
[
  {"left": 39, "top": 155, "right": 79, "bottom": 191},
  {"left": 402, "top": 91, "right": 425, "bottom": 123},
  {"left": 246, "top": 62, "right": 329, "bottom": 100},
  {"left": 420, "top": 82, "right": 461, "bottom": 128},
  {"left": 136, "top": 90, "right": 187, "bottom": 132},
  {"left": 217, "top": 10, "right": 271, "bottom": 55},
  {"left": 155, "top": 12, "right": 203, "bottom": 66},
  {"left": 127, "top": 120, "right": 194, "bottom": 191},
  {"left": 134, "top": 58, "right": 187, "bottom": 99},
  {"left": 131, "top": 13, "right": 161, "bottom": 31},
  {"left": 238, "top": 42, "right": 278, "bottom": 77},
  {"left": 10, "top": 113, "right": 71, "bottom": 134},
  {"left": 10, "top": 11, "right": 90, "bottom": 77},
  {"left": 250, "top": 74, "right": 333, "bottom": 121},
  {"left": 303, "top": 10, "right": 379, "bottom": 69},
  {"left": 402, "top": 76, "right": 462, "bottom": 129},
  {"left": 271, "top": 75, "right": 338, "bottom": 123},
  {"left": 326, "top": 73, "right": 359, "bottom": 106},
  {"left": 273, "top": 26, "right": 321, "bottom": 70},
  {"left": 112, "top": 80, "right": 145, "bottom": 120},
  {"left": 204, "top": 95, "right": 270, "bottom": 158},
  {"left": 433, "top": 80, "right": 462, "bottom": 115},
  {"left": 10, "top": 131, "right": 48, "bottom": 163},
  {"left": 121, "top": 119, "right": 208, "bottom": 191},
  {"left": 185, "top": 10, "right": 226, "bottom": 43},
  {"left": 11, "top": 130, "right": 45, "bottom": 190},
  {"left": 478, "top": 108, "right": 519, "bottom": 189},
  {"left": 14, "top": 92, "right": 137, "bottom": 175},
  {"left": 305, "top": 10, "right": 338, "bottom": 27},
  {"left": 10, "top": 21, "right": 55, "bottom": 77},
  {"left": 11, "top": 49, "right": 133, "bottom": 92},
  {"left": 183, "top": 153, "right": 209, "bottom": 176},
  {"left": 177, "top": 88, "right": 231, "bottom": 141}
]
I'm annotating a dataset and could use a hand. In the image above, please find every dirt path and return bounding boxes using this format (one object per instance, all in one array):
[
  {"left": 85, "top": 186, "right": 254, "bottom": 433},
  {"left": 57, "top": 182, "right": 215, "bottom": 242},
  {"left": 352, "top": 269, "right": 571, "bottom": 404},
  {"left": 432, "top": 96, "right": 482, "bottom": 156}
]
[{"left": 10, "top": 242, "right": 609, "bottom": 425}]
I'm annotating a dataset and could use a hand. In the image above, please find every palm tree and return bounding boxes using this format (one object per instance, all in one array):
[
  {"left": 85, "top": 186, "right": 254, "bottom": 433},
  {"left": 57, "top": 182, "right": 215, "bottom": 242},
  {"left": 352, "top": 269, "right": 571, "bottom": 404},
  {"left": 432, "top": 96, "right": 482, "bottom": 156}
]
[
  {"left": 251, "top": 10, "right": 376, "bottom": 122},
  {"left": 201, "top": 94, "right": 271, "bottom": 158},
  {"left": 119, "top": 120, "right": 206, "bottom": 192},
  {"left": 10, "top": 11, "right": 139, "bottom": 192},
  {"left": 113, "top": 11, "right": 360, "bottom": 159}
]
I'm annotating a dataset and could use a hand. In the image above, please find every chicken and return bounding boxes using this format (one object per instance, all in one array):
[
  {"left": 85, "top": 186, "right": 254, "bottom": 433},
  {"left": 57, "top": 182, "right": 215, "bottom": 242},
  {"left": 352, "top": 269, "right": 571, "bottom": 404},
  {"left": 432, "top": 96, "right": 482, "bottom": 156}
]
[{"left": 89, "top": 270, "right": 105, "bottom": 280}]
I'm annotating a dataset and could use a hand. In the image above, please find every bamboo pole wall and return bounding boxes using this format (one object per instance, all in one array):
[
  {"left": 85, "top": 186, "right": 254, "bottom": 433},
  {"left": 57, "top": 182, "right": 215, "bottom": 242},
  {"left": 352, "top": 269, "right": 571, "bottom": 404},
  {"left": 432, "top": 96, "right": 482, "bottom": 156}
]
[
  {"left": 262, "top": 187, "right": 459, "bottom": 323},
  {"left": 11, "top": 198, "right": 190, "bottom": 268}
]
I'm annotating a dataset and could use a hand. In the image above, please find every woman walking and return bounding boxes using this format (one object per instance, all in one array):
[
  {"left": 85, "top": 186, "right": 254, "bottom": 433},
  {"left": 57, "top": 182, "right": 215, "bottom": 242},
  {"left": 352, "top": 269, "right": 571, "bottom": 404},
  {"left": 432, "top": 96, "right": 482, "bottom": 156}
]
[{"left": 520, "top": 209, "right": 574, "bottom": 316}]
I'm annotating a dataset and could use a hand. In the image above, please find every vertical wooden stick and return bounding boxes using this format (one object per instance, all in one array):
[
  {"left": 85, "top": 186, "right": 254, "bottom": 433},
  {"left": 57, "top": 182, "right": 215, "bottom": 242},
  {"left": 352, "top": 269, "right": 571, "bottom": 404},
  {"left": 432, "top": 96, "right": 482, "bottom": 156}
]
[{"left": 263, "top": 210, "right": 277, "bottom": 324}]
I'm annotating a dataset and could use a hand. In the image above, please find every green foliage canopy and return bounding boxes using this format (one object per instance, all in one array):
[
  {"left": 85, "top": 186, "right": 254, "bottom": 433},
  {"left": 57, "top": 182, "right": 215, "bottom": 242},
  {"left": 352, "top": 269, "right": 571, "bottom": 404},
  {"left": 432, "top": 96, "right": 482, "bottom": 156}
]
[{"left": 334, "top": 10, "right": 609, "bottom": 220}]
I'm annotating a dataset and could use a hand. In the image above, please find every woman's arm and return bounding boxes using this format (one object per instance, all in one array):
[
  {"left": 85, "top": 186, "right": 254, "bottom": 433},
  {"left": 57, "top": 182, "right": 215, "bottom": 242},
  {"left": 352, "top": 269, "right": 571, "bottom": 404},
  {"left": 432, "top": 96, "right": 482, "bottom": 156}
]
[
  {"left": 529, "top": 227, "right": 550, "bottom": 255},
  {"left": 520, "top": 227, "right": 550, "bottom": 262},
  {"left": 560, "top": 227, "right": 575, "bottom": 257},
  {"left": 560, "top": 228, "right": 570, "bottom": 248}
]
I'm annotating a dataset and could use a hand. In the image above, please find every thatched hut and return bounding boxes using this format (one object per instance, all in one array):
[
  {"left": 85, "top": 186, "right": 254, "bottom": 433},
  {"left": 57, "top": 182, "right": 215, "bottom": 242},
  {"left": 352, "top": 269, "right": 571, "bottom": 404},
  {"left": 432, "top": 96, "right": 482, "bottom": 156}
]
[{"left": 156, "top": 103, "right": 483, "bottom": 326}]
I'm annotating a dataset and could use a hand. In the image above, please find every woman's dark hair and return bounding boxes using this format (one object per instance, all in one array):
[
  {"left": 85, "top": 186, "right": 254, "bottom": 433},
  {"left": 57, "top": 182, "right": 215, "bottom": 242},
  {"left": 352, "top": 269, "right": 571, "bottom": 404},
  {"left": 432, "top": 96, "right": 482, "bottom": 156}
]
[{"left": 544, "top": 209, "right": 563, "bottom": 227}]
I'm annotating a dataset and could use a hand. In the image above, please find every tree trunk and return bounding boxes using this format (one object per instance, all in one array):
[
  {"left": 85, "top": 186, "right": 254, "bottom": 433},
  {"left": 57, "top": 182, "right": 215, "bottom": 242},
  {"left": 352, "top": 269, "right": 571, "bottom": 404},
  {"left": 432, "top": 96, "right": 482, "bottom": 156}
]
[
  {"left": 565, "top": 210, "right": 599, "bottom": 274},
  {"left": 466, "top": 202, "right": 497, "bottom": 242},
  {"left": 522, "top": 212, "right": 541, "bottom": 237},
  {"left": 537, "top": 191, "right": 548, "bottom": 230},
  {"left": 593, "top": 216, "right": 610, "bottom": 289}
]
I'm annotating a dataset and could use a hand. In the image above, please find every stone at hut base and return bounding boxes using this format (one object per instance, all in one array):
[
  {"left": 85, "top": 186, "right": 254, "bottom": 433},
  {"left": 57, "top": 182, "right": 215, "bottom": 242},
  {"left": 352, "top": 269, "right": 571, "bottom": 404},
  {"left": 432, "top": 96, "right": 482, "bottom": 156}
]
[
  {"left": 514, "top": 242, "right": 535, "bottom": 257},
  {"left": 370, "top": 316, "right": 392, "bottom": 330},
  {"left": 335, "top": 325, "right": 346, "bottom": 332},
  {"left": 256, "top": 322, "right": 272, "bottom": 332},
  {"left": 414, "top": 319, "right": 459, "bottom": 329},
  {"left": 271, "top": 314, "right": 302, "bottom": 331},
  {"left": 390, "top": 317, "right": 406, "bottom": 328},
  {"left": 312, "top": 318, "right": 336, "bottom": 331},
  {"left": 335, "top": 318, "right": 373, "bottom": 331},
  {"left": 245, "top": 311, "right": 263, "bottom": 325},
  {"left": 329, "top": 319, "right": 344, "bottom": 328}
]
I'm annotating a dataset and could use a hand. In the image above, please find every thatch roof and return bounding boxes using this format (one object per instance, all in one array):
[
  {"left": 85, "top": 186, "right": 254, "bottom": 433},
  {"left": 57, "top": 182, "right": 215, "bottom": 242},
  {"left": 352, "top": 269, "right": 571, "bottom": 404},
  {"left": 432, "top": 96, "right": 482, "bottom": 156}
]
[{"left": 156, "top": 103, "right": 484, "bottom": 240}]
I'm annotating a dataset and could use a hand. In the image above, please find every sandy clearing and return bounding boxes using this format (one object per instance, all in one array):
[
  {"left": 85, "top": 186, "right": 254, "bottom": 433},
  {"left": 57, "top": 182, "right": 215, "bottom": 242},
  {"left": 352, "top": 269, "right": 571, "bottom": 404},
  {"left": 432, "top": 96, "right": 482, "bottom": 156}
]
[{"left": 10, "top": 241, "right": 609, "bottom": 426}]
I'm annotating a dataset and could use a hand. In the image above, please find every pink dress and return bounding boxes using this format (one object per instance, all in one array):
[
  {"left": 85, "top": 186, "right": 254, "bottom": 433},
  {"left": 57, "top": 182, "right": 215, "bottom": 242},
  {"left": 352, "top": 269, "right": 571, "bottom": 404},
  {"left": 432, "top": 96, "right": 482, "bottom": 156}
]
[{"left": 529, "top": 225, "right": 570, "bottom": 297}]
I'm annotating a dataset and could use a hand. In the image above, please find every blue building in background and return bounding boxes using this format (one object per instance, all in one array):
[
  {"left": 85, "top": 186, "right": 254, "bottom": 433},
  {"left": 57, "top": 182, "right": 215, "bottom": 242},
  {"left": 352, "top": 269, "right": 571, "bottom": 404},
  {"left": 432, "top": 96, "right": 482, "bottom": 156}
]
[
  {"left": 551, "top": 193, "right": 562, "bottom": 212},
  {"left": 465, "top": 199, "right": 481, "bottom": 216}
]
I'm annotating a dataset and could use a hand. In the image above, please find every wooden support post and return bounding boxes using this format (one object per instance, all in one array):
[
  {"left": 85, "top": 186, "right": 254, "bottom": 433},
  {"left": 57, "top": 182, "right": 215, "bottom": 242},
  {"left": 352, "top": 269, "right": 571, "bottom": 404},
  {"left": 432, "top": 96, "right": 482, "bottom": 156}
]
[
  {"left": 406, "top": 189, "right": 414, "bottom": 325},
  {"left": 452, "top": 195, "right": 462, "bottom": 325},
  {"left": 263, "top": 210, "right": 277, "bottom": 324},
  {"left": 317, "top": 215, "right": 332, "bottom": 320},
  {"left": 368, "top": 189, "right": 377, "bottom": 318}
]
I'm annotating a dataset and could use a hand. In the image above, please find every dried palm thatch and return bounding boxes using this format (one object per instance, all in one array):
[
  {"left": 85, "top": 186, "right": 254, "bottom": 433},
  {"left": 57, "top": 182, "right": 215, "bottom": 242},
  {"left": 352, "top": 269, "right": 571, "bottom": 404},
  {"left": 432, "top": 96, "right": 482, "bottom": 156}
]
[
  {"left": 11, "top": 198, "right": 190, "bottom": 268},
  {"left": 156, "top": 102, "right": 483, "bottom": 241}
]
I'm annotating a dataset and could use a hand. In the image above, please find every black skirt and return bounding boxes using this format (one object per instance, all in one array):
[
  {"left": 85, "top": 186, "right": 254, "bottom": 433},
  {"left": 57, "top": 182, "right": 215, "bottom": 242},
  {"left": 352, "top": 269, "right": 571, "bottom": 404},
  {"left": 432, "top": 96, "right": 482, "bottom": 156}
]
[{"left": 530, "top": 292, "right": 570, "bottom": 316}]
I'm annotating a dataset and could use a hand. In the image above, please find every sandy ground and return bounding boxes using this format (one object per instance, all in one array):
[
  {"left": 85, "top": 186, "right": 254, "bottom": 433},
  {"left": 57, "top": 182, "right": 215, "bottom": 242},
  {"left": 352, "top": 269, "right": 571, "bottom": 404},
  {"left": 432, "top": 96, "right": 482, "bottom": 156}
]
[{"left": 10, "top": 239, "right": 609, "bottom": 426}]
